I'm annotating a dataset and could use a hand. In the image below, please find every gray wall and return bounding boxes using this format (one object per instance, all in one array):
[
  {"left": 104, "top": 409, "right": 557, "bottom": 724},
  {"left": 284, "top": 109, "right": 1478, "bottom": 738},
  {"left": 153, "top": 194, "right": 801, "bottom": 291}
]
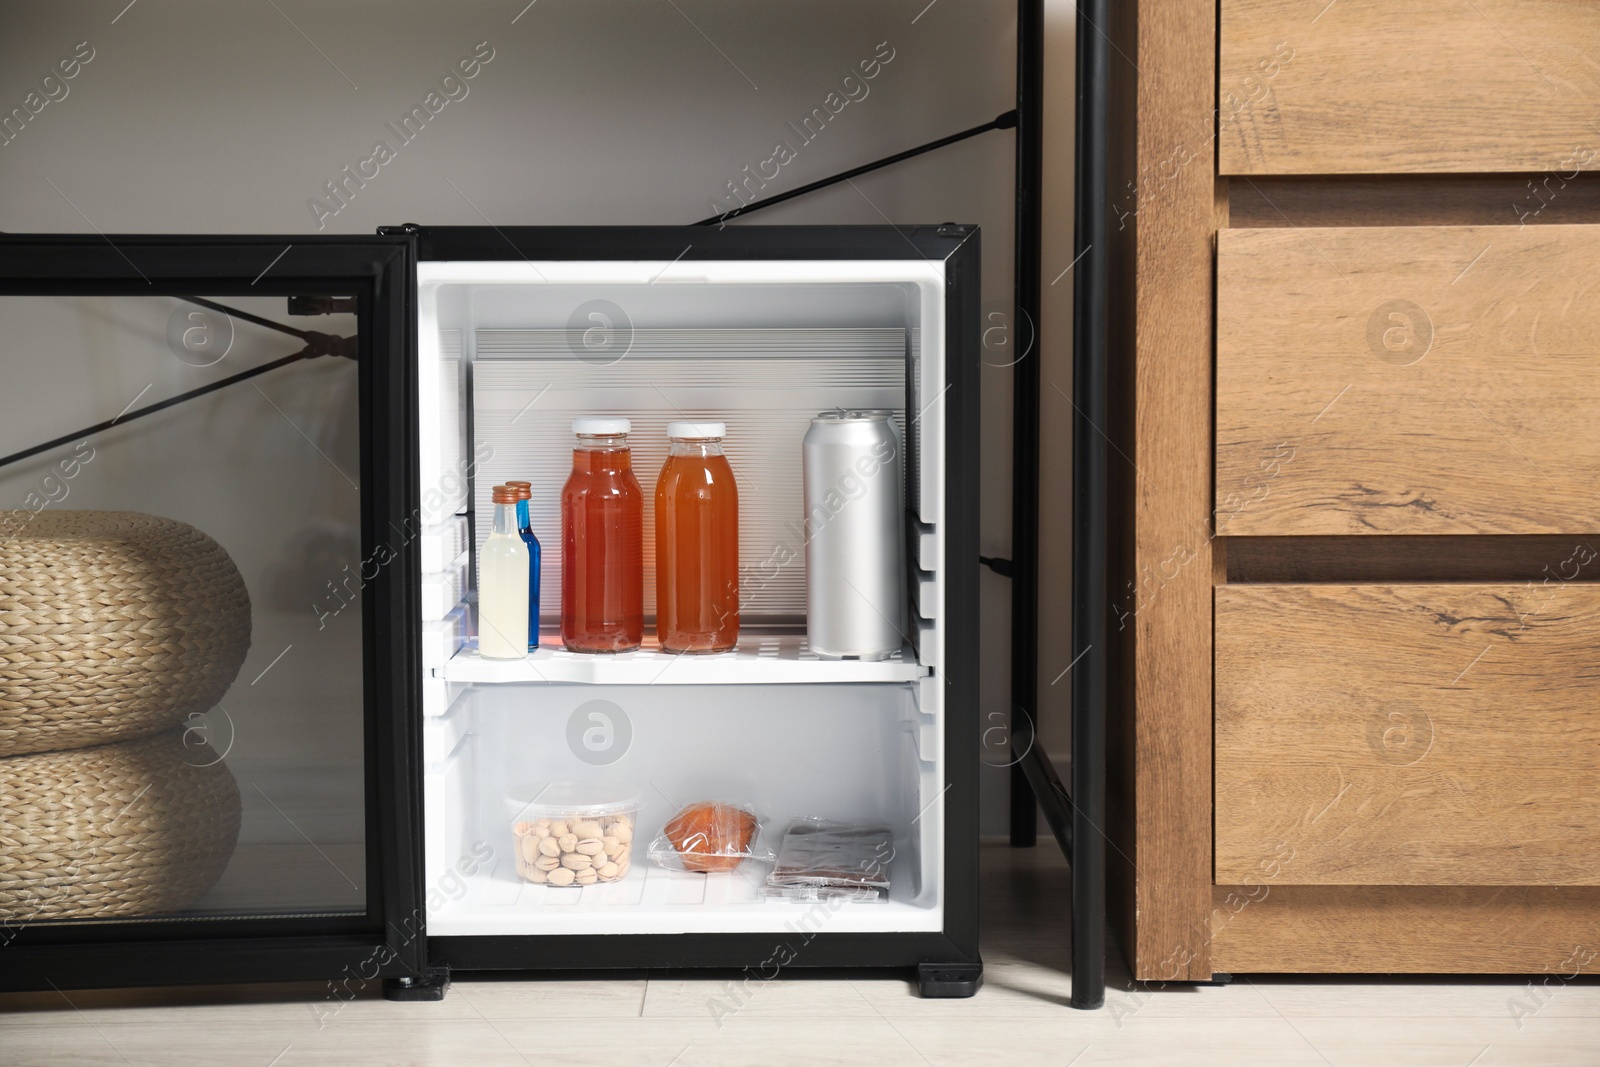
[{"left": 0, "top": 0, "right": 1075, "bottom": 837}]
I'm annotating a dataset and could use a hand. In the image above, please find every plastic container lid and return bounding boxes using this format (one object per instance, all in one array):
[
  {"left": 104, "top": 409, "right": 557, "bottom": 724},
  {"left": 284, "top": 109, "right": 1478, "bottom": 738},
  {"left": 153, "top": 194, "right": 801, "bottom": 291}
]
[
  {"left": 666, "top": 420, "right": 726, "bottom": 439},
  {"left": 572, "top": 417, "right": 631, "bottom": 436},
  {"left": 504, "top": 781, "right": 642, "bottom": 821}
]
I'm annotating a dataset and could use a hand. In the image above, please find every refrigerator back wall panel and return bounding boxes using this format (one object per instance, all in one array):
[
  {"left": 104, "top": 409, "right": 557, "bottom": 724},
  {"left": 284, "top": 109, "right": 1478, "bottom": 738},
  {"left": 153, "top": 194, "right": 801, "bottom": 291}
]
[{"left": 472, "top": 334, "right": 905, "bottom": 621}]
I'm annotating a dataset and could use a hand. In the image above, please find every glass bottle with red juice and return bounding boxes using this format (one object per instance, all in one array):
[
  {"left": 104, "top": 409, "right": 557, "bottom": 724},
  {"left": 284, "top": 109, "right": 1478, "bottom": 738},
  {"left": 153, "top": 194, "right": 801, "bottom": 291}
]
[
  {"left": 655, "top": 421, "right": 739, "bottom": 653},
  {"left": 560, "top": 417, "right": 644, "bottom": 653}
]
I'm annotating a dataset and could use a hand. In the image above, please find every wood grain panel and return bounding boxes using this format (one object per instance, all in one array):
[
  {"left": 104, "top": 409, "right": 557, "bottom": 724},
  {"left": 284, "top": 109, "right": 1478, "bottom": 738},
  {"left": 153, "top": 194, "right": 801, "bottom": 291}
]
[
  {"left": 1215, "top": 583, "right": 1600, "bottom": 886},
  {"left": 1118, "top": 0, "right": 1220, "bottom": 982},
  {"left": 1224, "top": 535, "right": 1600, "bottom": 584},
  {"left": 1220, "top": 0, "right": 1600, "bottom": 175},
  {"left": 1230, "top": 175, "right": 1600, "bottom": 230},
  {"left": 1210, "top": 884, "right": 1600, "bottom": 973},
  {"left": 1216, "top": 225, "right": 1600, "bottom": 535}
]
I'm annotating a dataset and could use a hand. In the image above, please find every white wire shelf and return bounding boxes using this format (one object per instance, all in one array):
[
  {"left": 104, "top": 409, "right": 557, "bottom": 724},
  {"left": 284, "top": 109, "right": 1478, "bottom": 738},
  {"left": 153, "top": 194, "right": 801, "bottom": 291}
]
[{"left": 437, "top": 631, "right": 926, "bottom": 685}]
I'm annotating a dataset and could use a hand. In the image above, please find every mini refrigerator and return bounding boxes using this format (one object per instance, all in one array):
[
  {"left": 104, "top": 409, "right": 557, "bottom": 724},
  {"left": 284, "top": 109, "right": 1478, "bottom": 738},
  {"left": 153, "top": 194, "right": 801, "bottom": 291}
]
[{"left": 0, "top": 224, "right": 981, "bottom": 1000}]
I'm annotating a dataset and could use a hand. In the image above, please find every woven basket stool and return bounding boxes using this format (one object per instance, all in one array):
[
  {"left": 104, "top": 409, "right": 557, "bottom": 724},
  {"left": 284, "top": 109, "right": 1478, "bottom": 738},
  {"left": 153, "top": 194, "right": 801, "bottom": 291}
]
[
  {"left": 0, "top": 726, "right": 241, "bottom": 920},
  {"left": 0, "top": 511, "right": 251, "bottom": 757}
]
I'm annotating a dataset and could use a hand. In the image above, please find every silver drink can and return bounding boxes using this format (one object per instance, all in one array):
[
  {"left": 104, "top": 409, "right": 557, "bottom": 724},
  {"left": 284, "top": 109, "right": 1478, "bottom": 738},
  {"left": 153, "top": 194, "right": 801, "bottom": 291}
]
[{"left": 802, "top": 410, "right": 904, "bottom": 660}]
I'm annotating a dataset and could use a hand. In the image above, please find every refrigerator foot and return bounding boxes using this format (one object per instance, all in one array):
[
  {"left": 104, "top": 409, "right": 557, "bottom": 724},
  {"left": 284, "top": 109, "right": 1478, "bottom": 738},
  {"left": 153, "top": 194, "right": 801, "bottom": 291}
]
[
  {"left": 916, "top": 960, "right": 984, "bottom": 998},
  {"left": 383, "top": 967, "right": 450, "bottom": 1002}
]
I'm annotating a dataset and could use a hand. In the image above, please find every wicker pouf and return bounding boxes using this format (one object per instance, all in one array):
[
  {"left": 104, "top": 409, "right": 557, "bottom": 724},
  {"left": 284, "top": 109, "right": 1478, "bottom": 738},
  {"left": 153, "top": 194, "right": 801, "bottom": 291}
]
[
  {"left": 0, "top": 511, "right": 251, "bottom": 757},
  {"left": 0, "top": 726, "right": 241, "bottom": 920}
]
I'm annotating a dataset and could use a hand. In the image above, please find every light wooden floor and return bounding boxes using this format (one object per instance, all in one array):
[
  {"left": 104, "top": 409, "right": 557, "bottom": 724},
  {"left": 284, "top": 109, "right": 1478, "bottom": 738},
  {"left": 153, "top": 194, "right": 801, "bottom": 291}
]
[{"left": 3, "top": 842, "right": 1597, "bottom": 1065}]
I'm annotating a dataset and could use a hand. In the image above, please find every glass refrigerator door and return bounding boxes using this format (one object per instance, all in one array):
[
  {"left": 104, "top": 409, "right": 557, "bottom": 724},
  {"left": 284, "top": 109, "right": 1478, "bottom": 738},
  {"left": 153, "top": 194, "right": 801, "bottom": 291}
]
[{"left": 0, "top": 237, "right": 424, "bottom": 992}]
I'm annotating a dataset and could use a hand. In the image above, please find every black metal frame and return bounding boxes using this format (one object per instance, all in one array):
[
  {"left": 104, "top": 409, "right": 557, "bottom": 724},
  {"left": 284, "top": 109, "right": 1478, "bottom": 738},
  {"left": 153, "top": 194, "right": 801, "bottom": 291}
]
[
  {"left": 690, "top": 112, "right": 1018, "bottom": 228},
  {"left": 0, "top": 308, "right": 354, "bottom": 474},
  {"left": 0, "top": 235, "right": 426, "bottom": 993},
  {"left": 1005, "top": 0, "right": 1108, "bottom": 1010},
  {"left": 1008, "top": 0, "right": 1045, "bottom": 854},
  {"left": 1064, "top": 0, "right": 1112, "bottom": 1011},
  {"left": 393, "top": 224, "right": 984, "bottom": 992},
  {"left": 1002, "top": 0, "right": 1113, "bottom": 1014}
]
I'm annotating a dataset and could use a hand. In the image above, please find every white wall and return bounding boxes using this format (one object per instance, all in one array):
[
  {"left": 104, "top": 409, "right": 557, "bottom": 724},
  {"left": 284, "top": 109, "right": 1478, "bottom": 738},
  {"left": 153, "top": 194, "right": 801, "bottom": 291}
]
[{"left": 0, "top": 0, "right": 1074, "bottom": 838}]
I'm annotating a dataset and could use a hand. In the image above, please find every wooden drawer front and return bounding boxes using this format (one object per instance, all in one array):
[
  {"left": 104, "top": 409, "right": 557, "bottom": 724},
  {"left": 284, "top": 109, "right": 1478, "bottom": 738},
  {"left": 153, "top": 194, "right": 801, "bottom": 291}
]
[
  {"left": 1215, "top": 582, "right": 1600, "bottom": 886},
  {"left": 1220, "top": 0, "right": 1600, "bottom": 174},
  {"left": 1217, "top": 225, "right": 1600, "bottom": 536}
]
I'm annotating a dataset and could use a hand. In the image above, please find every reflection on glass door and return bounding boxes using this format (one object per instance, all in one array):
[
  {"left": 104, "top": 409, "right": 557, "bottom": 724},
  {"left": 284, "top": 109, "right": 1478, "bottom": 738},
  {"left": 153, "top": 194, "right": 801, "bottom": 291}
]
[{"left": 0, "top": 294, "right": 368, "bottom": 924}]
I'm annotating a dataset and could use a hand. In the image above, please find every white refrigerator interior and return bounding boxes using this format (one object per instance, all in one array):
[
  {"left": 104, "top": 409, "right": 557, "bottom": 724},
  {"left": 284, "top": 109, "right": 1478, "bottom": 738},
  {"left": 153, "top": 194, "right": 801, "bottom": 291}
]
[{"left": 417, "top": 259, "right": 948, "bottom": 936}]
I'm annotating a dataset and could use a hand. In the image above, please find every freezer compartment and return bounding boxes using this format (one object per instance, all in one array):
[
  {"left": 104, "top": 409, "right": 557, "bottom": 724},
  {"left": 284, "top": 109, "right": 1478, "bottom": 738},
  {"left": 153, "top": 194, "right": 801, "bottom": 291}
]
[{"left": 423, "top": 681, "right": 943, "bottom": 936}]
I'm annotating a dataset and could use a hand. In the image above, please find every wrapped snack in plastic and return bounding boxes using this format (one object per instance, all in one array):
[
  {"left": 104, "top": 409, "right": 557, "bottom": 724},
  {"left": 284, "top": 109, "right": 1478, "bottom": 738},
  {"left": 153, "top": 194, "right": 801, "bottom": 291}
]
[
  {"left": 764, "top": 819, "right": 894, "bottom": 903},
  {"left": 648, "top": 801, "right": 774, "bottom": 873}
]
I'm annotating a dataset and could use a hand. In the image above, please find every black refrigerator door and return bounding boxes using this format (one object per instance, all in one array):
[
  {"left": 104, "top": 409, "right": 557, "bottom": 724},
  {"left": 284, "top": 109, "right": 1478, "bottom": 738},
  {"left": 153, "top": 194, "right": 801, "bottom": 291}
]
[{"left": 0, "top": 236, "right": 426, "bottom": 993}]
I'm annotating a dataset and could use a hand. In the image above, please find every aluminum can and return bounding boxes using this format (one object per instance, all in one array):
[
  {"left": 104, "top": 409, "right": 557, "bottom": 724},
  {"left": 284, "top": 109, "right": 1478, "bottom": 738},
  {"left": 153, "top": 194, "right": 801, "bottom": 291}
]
[{"left": 802, "top": 410, "right": 904, "bottom": 660}]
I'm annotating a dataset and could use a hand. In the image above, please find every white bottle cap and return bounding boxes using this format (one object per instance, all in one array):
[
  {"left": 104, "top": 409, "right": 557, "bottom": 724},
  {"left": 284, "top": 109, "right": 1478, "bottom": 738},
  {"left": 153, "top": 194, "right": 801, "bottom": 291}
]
[
  {"left": 572, "top": 417, "right": 631, "bottom": 436},
  {"left": 666, "top": 420, "right": 726, "bottom": 439}
]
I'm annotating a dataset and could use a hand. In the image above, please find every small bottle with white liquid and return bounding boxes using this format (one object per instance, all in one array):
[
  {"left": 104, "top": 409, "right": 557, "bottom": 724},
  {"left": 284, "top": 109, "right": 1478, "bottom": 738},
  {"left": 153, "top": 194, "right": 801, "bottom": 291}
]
[{"left": 479, "top": 484, "right": 530, "bottom": 659}]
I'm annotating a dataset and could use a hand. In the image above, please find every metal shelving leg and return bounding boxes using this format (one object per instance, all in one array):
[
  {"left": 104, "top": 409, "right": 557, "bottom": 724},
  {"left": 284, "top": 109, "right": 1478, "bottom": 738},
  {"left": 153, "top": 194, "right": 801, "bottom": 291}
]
[{"left": 1067, "top": 0, "right": 1112, "bottom": 1013}]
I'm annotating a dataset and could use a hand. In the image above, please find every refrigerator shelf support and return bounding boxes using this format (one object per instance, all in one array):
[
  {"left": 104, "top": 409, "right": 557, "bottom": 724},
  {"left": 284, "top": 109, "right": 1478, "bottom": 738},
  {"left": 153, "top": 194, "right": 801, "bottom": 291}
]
[{"left": 439, "top": 633, "right": 929, "bottom": 687}]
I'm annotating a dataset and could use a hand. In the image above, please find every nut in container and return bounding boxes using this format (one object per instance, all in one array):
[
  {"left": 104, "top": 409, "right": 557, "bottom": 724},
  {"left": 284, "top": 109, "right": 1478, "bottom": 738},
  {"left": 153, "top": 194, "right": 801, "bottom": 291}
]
[{"left": 506, "top": 782, "right": 640, "bottom": 886}]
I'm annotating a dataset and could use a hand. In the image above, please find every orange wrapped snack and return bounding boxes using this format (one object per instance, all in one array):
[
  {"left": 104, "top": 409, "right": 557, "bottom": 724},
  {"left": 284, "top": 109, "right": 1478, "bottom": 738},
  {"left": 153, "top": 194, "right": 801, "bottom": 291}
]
[{"left": 658, "top": 802, "right": 761, "bottom": 873}]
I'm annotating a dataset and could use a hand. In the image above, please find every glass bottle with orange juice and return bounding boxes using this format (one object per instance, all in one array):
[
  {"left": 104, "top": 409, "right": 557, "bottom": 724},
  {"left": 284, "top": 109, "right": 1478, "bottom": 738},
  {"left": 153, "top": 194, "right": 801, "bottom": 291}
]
[
  {"left": 560, "top": 418, "right": 644, "bottom": 653},
  {"left": 655, "top": 421, "right": 739, "bottom": 653}
]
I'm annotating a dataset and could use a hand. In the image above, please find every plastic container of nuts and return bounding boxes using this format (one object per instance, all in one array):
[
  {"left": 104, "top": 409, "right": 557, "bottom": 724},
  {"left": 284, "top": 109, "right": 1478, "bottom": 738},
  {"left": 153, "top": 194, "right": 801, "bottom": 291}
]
[{"left": 506, "top": 782, "right": 640, "bottom": 887}]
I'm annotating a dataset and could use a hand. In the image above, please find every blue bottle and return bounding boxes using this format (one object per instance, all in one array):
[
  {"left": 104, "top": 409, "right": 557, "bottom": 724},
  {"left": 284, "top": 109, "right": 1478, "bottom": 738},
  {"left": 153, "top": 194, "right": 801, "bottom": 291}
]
[{"left": 507, "top": 481, "right": 541, "bottom": 650}]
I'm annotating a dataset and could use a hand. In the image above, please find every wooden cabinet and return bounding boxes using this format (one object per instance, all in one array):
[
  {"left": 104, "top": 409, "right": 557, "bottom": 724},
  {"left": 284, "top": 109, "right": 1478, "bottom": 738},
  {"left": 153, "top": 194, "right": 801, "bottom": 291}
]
[
  {"left": 1219, "top": 0, "right": 1600, "bottom": 175},
  {"left": 1108, "top": 0, "right": 1600, "bottom": 978},
  {"left": 1217, "top": 225, "right": 1600, "bottom": 535},
  {"left": 1215, "top": 582, "right": 1600, "bottom": 886}
]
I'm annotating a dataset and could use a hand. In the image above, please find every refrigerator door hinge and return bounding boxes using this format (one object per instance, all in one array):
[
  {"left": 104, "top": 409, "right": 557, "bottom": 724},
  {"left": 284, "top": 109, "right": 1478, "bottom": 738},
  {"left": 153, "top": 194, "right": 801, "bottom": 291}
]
[{"left": 287, "top": 295, "right": 358, "bottom": 316}]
